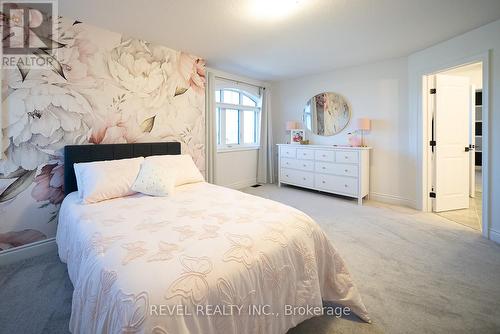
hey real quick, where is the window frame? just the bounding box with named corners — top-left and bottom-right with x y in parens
top-left (216, 88), bottom-right (261, 152)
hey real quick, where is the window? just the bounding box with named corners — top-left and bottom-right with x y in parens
top-left (216, 88), bottom-right (261, 150)
top-left (304, 101), bottom-right (312, 131)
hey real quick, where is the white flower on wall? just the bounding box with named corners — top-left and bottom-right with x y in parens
top-left (1, 83), bottom-right (92, 175)
top-left (107, 39), bottom-right (177, 111)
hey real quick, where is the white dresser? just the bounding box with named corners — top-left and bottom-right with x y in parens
top-left (277, 144), bottom-right (371, 205)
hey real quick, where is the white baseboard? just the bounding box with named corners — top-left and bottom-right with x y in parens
top-left (221, 178), bottom-right (258, 190)
top-left (369, 192), bottom-right (416, 208)
top-left (489, 229), bottom-right (500, 244)
top-left (0, 237), bottom-right (57, 266)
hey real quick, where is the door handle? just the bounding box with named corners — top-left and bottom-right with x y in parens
top-left (465, 147), bottom-right (470, 152)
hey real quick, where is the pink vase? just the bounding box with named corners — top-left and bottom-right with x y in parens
top-left (348, 135), bottom-right (361, 147)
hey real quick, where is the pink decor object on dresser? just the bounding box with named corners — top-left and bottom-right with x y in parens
top-left (348, 133), bottom-right (362, 147)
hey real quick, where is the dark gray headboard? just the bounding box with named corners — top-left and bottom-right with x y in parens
top-left (63, 142), bottom-right (181, 195)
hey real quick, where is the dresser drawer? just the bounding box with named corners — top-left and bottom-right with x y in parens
top-left (314, 150), bottom-right (335, 162)
top-left (315, 162), bottom-right (359, 177)
top-left (315, 174), bottom-right (358, 196)
top-left (281, 158), bottom-right (314, 172)
top-left (281, 168), bottom-right (314, 187)
top-left (335, 151), bottom-right (359, 164)
top-left (281, 147), bottom-right (296, 158)
top-left (281, 158), bottom-right (295, 169)
top-left (295, 159), bottom-right (314, 171)
top-left (296, 148), bottom-right (314, 160)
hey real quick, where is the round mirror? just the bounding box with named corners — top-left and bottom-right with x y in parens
top-left (303, 92), bottom-right (351, 136)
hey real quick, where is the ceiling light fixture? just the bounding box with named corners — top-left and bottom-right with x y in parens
top-left (249, 0), bottom-right (303, 21)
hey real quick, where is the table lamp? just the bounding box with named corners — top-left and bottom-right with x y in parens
top-left (357, 118), bottom-right (371, 147)
top-left (286, 121), bottom-right (299, 131)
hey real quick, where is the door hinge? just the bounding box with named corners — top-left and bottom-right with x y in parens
top-left (429, 192), bottom-right (436, 198)
top-left (430, 88), bottom-right (436, 94)
top-left (429, 140), bottom-right (436, 147)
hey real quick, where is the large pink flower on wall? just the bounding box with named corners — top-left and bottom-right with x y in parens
top-left (56, 23), bottom-right (99, 84)
top-left (178, 52), bottom-right (206, 95)
top-left (31, 163), bottom-right (64, 205)
top-left (89, 109), bottom-right (145, 145)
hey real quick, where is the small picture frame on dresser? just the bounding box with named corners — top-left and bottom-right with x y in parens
top-left (291, 129), bottom-right (305, 144)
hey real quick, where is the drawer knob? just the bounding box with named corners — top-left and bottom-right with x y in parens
top-left (322, 154), bottom-right (326, 157)
top-left (322, 167), bottom-right (326, 169)
top-left (303, 177), bottom-right (306, 180)
top-left (303, 164), bottom-right (306, 167)
top-left (322, 181), bottom-right (326, 184)
top-left (344, 156), bottom-right (348, 159)
top-left (303, 153), bottom-right (306, 156)
top-left (286, 174), bottom-right (289, 177)
top-left (344, 169), bottom-right (348, 172)
top-left (344, 184), bottom-right (348, 188)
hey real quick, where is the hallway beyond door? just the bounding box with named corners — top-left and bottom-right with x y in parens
top-left (436, 169), bottom-right (482, 230)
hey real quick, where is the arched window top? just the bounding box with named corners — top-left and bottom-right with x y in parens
top-left (215, 88), bottom-right (259, 108)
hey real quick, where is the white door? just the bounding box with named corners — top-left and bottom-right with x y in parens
top-left (433, 74), bottom-right (470, 212)
top-left (469, 86), bottom-right (476, 198)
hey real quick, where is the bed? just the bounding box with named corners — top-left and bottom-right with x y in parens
top-left (56, 142), bottom-right (370, 334)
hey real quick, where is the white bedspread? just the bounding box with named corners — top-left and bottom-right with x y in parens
top-left (57, 182), bottom-right (369, 333)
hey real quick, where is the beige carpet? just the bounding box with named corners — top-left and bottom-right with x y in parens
top-left (243, 184), bottom-right (500, 334)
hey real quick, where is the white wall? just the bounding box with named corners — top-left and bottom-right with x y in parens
top-left (441, 63), bottom-right (483, 89)
top-left (272, 57), bottom-right (415, 206)
top-left (215, 149), bottom-right (258, 189)
top-left (408, 19), bottom-right (500, 242)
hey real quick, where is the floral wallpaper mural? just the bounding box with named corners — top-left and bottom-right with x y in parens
top-left (0, 17), bottom-right (206, 251)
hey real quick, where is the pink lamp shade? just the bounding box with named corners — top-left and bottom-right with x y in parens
top-left (286, 120), bottom-right (300, 130)
top-left (356, 118), bottom-right (371, 131)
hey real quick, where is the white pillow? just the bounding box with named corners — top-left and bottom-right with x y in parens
top-left (74, 157), bottom-right (144, 204)
top-left (145, 154), bottom-right (204, 186)
top-left (74, 165), bottom-right (84, 200)
top-left (131, 158), bottom-right (176, 196)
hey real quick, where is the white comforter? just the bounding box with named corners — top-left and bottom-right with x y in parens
top-left (57, 182), bottom-right (369, 334)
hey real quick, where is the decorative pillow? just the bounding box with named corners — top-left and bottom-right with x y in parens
top-left (74, 157), bottom-right (144, 204)
top-left (145, 154), bottom-right (204, 186)
top-left (131, 159), bottom-right (176, 196)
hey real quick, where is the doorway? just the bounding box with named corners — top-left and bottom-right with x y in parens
top-left (424, 62), bottom-right (483, 231)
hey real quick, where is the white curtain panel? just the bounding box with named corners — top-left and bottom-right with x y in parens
top-left (257, 87), bottom-right (274, 184)
top-left (205, 72), bottom-right (217, 183)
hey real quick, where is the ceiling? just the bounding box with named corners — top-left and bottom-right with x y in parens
top-left (59, 0), bottom-right (500, 81)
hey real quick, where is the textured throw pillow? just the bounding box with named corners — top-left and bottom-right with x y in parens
top-left (131, 159), bottom-right (176, 196)
top-left (145, 154), bottom-right (204, 186)
top-left (74, 157), bottom-right (144, 204)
